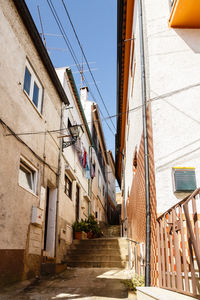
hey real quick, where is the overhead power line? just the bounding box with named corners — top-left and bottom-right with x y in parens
top-left (46, 0), bottom-right (115, 137)
top-left (5, 81), bottom-right (200, 137)
top-left (61, 0), bottom-right (116, 132)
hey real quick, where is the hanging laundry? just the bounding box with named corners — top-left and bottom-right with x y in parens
top-left (85, 155), bottom-right (90, 179)
top-left (82, 149), bottom-right (87, 168)
top-left (90, 160), bottom-right (95, 179)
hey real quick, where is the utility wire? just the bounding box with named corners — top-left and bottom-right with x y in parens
top-left (47, 0), bottom-right (115, 137)
top-left (47, 0), bottom-right (82, 75)
top-left (61, 0), bottom-right (116, 132)
top-left (5, 81), bottom-right (200, 137)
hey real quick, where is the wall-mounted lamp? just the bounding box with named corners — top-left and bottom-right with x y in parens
top-left (58, 124), bottom-right (83, 149)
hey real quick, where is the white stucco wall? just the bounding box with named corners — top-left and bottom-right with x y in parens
top-left (56, 68), bottom-right (92, 222)
top-left (144, 0), bottom-right (200, 212)
top-left (0, 0), bottom-right (62, 260)
top-left (124, 0), bottom-right (200, 215)
top-left (124, 1), bottom-right (143, 205)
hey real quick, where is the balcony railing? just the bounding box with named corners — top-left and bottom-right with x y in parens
top-left (157, 188), bottom-right (200, 297)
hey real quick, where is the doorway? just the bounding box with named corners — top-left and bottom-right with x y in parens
top-left (76, 185), bottom-right (80, 220)
top-left (44, 187), bottom-right (57, 258)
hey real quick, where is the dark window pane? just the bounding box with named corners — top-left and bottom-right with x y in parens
top-left (65, 175), bottom-right (72, 199)
top-left (23, 67), bottom-right (31, 95)
top-left (33, 82), bottom-right (39, 107)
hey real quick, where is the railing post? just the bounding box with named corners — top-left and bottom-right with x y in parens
top-left (172, 209), bottom-right (183, 291)
top-left (157, 220), bottom-right (162, 287)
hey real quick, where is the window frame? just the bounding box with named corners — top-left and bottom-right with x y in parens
top-left (64, 174), bottom-right (72, 200)
top-left (23, 60), bottom-right (43, 114)
top-left (18, 157), bottom-right (38, 194)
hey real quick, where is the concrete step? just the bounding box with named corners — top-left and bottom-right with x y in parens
top-left (65, 237), bottom-right (129, 269)
top-left (66, 249), bottom-right (121, 256)
top-left (73, 238), bottom-right (124, 244)
top-left (70, 244), bottom-right (127, 251)
top-left (101, 225), bottom-right (121, 238)
top-left (136, 287), bottom-right (197, 300)
top-left (66, 261), bottom-right (128, 268)
top-left (65, 254), bottom-right (123, 262)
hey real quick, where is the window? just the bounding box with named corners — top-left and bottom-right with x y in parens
top-left (19, 158), bottom-right (38, 194)
top-left (65, 175), bottom-right (72, 199)
top-left (23, 60), bottom-right (43, 113)
top-left (98, 170), bottom-right (101, 191)
top-left (173, 168), bottom-right (197, 192)
top-left (102, 185), bottom-right (105, 197)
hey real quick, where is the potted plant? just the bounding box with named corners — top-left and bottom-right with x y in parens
top-left (85, 215), bottom-right (102, 239)
top-left (72, 220), bottom-right (88, 240)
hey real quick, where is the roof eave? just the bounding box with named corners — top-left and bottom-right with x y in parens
top-left (13, 0), bottom-right (69, 105)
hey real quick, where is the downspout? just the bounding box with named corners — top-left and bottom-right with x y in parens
top-left (55, 102), bottom-right (65, 260)
top-left (138, 0), bottom-right (151, 286)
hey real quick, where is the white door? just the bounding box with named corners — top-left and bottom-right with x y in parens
top-left (46, 188), bottom-right (57, 258)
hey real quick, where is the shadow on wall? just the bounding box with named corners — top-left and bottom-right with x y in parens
top-left (174, 29), bottom-right (200, 53)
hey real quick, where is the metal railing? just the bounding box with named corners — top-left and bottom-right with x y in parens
top-left (157, 188), bottom-right (200, 298)
top-left (127, 238), bottom-right (145, 276)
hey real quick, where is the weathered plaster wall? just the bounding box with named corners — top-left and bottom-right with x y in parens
top-left (0, 0), bottom-right (63, 283)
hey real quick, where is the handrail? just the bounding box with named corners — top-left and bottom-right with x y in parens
top-left (157, 194), bottom-right (189, 221)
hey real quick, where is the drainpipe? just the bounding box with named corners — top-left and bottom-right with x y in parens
top-left (138, 0), bottom-right (151, 286)
top-left (55, 102), bottom-right (65, 260)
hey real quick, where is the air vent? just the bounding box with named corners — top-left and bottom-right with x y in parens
top-left (173, 168), bottom-right (196, 192)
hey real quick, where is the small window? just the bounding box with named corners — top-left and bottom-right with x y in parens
top-left (65, 175), bottom-right (72, 199)
top-left (98, 170), bottom-right (101, 191)
top-left (173, 168), bottom-right (197, 192)
top-left (19, 158), bottom-right (37, 194)
top-left (23, 60), bottom-right (43, 113)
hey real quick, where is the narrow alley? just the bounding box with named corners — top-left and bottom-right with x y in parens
top-left (1, 0), bottom-right (200, 299)
top-left (0, 268), bottom-right (134, 300)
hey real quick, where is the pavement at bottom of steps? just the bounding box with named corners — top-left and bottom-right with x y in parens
top-left (0, 268), bottom-right (137, 300)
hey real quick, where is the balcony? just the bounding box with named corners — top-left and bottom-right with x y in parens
top-left (169, 0), bottom-right (200, 28)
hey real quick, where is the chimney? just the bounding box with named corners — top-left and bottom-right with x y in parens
top-left (80, 86), bottom-right (89, 104)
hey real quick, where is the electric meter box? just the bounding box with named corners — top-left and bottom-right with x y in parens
top-left (31, 206), bottom-right (43, 226)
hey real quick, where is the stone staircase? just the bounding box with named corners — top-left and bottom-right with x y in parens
top-left (65, 237), bottom-right (129, 268)
top-left (100, 224), bottom-right (121, 237)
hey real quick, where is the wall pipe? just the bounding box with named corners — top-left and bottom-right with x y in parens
top-left (138, 0), bottom-right (151, 286)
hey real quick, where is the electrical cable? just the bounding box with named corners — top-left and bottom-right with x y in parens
top-left (0, 118), bottom-right (58, 174)
top-left (6, 80), bottom-right (200, 137)
top-left (47, 0), bottom-right (115, 137)
top-left (61, 0), bottom-right (116, 131)
top-left (47, 0), bottom-right (82, 75)
top-left (5, 78), bottom-right (200, 139)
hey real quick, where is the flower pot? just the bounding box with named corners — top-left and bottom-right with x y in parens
top-left (87, 231), bottom-right (93, 239)
top-left (75, 231), bottom-right (87, 240)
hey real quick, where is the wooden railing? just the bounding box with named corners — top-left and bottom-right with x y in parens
top-left (157, 188), bottom-right (200, 298)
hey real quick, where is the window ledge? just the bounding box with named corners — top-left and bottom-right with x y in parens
top-left (23, 90), bottom-right (43, 119)
top-left (18, 183), bottom-right (39, 198)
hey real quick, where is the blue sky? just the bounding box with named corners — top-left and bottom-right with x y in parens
top-left (25, 0), bottom-right (117, 155)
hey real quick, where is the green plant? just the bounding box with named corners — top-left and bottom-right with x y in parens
top-left (86, 214), bottom-right (102, 238)
top-left (72, 219), bottom-right (88, 232)
top-left (72, 215), bottom-right (102, 238)
top-left (121, 274), bottom-right (144, 291)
